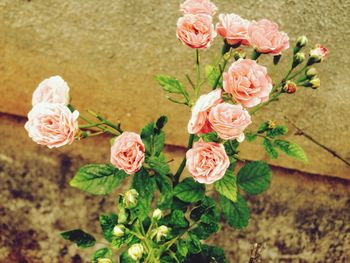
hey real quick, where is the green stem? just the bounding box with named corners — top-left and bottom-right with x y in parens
top-left (174, 134), bottom-right (195, 184)
top-left (288, 65), bottom-right (308, 80)
top-left (194, 49), bottom-right (201, 99)
top-left (78, 122), bottom-right (104, 129)
top-left (250, 91), bottom-right (282, 116)
top-left (87, 110), bottom-right (123, 134)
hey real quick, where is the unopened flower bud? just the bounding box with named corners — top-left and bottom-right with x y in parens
top-left (152, 209), bottom-right (162, 221)
top-left (123, 189), bottom-right (139, 209)
top-left (233, 49), bottom-right (246, 61)
top-left (98, 259), bottom-right (112, 263)
top-left (128, 243), bottom-right (144, 261)
top-left (308, 44), bottom-right (329, 65)
top-left (268, 120), bottom-right (276, 129)
top-left (309, 77), bottom-right (320, 89)
top-left (152, 225), bottom-right (170, 242)
top-left (283, 81), bottom-right (297, 94)
top-left (292, 52), bottom-right (305, 68)
top-left (113, 224), bottom-right (125, 237)
top-left (305, 68), bottom-right (317, 78)
top-left (296, 36), bottom-right (308, 48)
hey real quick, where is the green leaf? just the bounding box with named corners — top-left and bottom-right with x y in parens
top-left (61, 229), bottom-right (96, 248)
top-left (99, 214), bottom-right (118, 242)
top-left (111, 233), bottom-right (139, 250)
top-left (130, 169), bottom-right (156, 220)
top-left (169, 210), bottom-right (189, 228)
top-left (220, 194), bottom-right (250, 229)
top-left (177, 239), bottom-right (188, 257)
top-left (92, 248), bottom-right (112, 263)
top-left (257, 122), bottom-right (269, 133)
top-left (201, 131), bottom-right (221, 143)
top-left (274, 140), bottom-right (308, 163)
top-left (190, 221), bottom-right (220, 240)
top-left (69, 164), bottom-right (128, 195)
top-left (201, 245), bottom-right (228, 263)
top-left (214, 170), bottom-right (237, 202)
top-left (266, 125), bottom-right (288, 138)
top-left (156, 75), bottom-right (188, 96)
top-left (224, 140), bottom-right (239, 156)
top-left (186, 233), bottom-right (201, 254)
top-left (245, 132), bottom-right (257, 142)
top-left (141, 122), bottom-right (165, 156)
top-left (156, 116), bottom-right (168, 131)
top-left (205, 64), bottom-right (221, 87)
top-left (190, 196), bottom-right (219, 223)
top-left (237, 160), bottom-right (272, 195)
top-left (146, 153), bottom-right (170, 177)
top-left (262, 138), bottom-right (279, 159)
top-left (120, 250), bottom-right (136, 263)
top-left (173, 178), bottom-right (205, 203)
top-left (156, 174), bottom-right (173, 209)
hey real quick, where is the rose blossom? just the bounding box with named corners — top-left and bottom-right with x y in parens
top-left (177, 14), bottom-right (216, 49)
top-left (32, 75), bottom-right (70, 106)
top-left (223, 59), bottom-right (272, 108)
top-left (186, 140), bottom-right (230, 184)
top-left (248, 19), bottom-right (289, 55)
top-left (24, 102), bottom-right (79, 148)
top-left (180, 0), bottom-right (217, 16)
top-left (309, 44), bottom-right (329, 62)
top-left (188, 89), bottom-right (223, 134)
top-left (110, 132), bottom-right (145, 174)
top-left (208, 103), bottom-right (251, 141)
top-left (216, 14), bottom-right (250, 46)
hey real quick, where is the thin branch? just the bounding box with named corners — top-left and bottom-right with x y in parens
top-left (249, 243), bottom-right (263, 263)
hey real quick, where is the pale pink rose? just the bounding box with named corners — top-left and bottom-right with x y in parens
top-left (223, 59), bottom-right (272, 108)
top-left (180, 0), bottom-right (218, 16)
top-left (188, 89), bottom-right (223, 134)
top-left (248, 19), bottom-right (289, 55)
top-left (32, 75), bottom-right (70, 106)
top-left (208, 103), bottom-right (251, 141)
top-left (216, 14), bottom-right (250, 46)
top-left (177, 14), bottom-right (217, 49)
top-left (24, 102), bottom-right (79, 148)
top-left (110, 132), bottom-right (145, 175)
top-left (309, 44), bottom-right (329, 62)
top-left (186, 140), bottom-right (230, 184)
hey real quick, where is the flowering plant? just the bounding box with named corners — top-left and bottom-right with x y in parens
top-left (25, 0), bottom-right (328, 262)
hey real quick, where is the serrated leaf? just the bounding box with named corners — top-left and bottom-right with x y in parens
top-left (61, 229), bottom-right (96, 248)
top-left (190, 221), bottom-right (220, 240)
top-left (190, 196), bottom-right (219, 223)
top-left (245, 132), bottom-right (257, 142)
top-left (262, 138), bottom-right (279, 159)
top-left (201, 245), bottom-right (228, 263)
top-left (205, 64), bottom-right (221, 88)
top-left (173, 178), bottom-right (205, 203)
top-left (274, 140), bottom-right (308, 163)
top-left (214, 170), bottom-right (237, 202)
top-left (99, 214), bottom-right (118, 242)
top-left (186, 233), bottom-right (201, 254)
top-left (266, 125), bottom-right (288, 138)
top-left (156, 75), bottom-right (188, 96)
top-left (237, 161), bottom-right (272, 195)
top-left (130, 169), bottom-right (156, 220)
top-left (257, 122), bottom-right (269, 133)
top-left (156, 174), bottom-right (173, 209)
top-left (141, 122), bottom-right (165, 156)
top-left (177, 239), bottom-right (188, 257)
top-left (169, 210), bottom-right (189, 228)
top-left (146, 153), bottom-right (170, 177)
top-left (92, 248), bottom-right (112, 263)
top-left (220, 194), bottom-right (250, 229)
top-left (69, 164), bottom-right (128, 195)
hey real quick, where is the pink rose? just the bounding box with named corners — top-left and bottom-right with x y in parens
top-left (24, 103), bottom-right (79, 148)
top-left (32, 75), bottom-right (70, 106)
top-left (110, 132), bottom-right (145, 175)
top-left (186, 140), bottom-right (230, 184)
top-left (177, 14), bottom-right (216, 49)
top-left (223, 59), bottom-right (272, 108)
top-left (248, 19), bottom-right (289, 55)
top-left (180, 0), bottom-right (217, 16)
top-left (309, 44), bottom-right (329, 62)
top-left (188, 89), bottom-right (223, 134)
top-left (216, 14), bottom-right (250, 46)
top-left (208, 103), bottom-right (251, 141)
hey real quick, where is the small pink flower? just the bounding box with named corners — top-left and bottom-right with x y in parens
top-left (24, 103), bottom-right (79, 148)
top-left (180, 0), bottom-right (218, 16)
top-left (223, 59), bottom-right (272, 108)
top-left (110, 132), bottom-right (145, 175)
top-left (177, 14), bottom-right (216, 49)
top-left (188, 89), bottom-right (223, 134)
top-left (310, 44), bottom-right (329, 62)
top-left (248, 19), bottom-right (289, 55)
top-left (32, 76), bottom-right (70, 106)
top-left (216, 14), bottom-right (250, 46)
top-left (209, 103), bottom-right (251, 141)
top-left (186, 140), bottom-right (230, 184)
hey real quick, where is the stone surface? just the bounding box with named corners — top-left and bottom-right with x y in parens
top-left (1, 114), bottom-right (350, 262)
top-left (1, 0), bottom-right (350, 178)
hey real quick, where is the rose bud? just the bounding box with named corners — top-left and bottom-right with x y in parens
top-left (98, 259), bottom-right (112, 263)
top-left (32, 75), bottom-right (70, 106)
top-left (294, 35), bottom-right (308, 53)
top-left (113, 224), bottom-right (125, 237)
top-left (233, 49), bottom-right (246, 61)
top-left (308, 44), bottom-right (329, 65)
top-left (305, 67), bottom-right (317, 78)
top-left (283, 81), bottom-right (297, 94)
top-left (152, 225), bottom-right (170, 242)
top-left (292, 52), bottom-right (305, 68)
top-left (123, 189), bottom-right (139, 209)
top-left (309, 77), bottom-right (320, 89)
top-left (152, 209), bottom-right (163, 221)
top-left (128, 243), bottom-right (144, 261)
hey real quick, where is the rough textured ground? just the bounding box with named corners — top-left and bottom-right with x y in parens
top-left (1, 114), bottom-right (350, 263)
